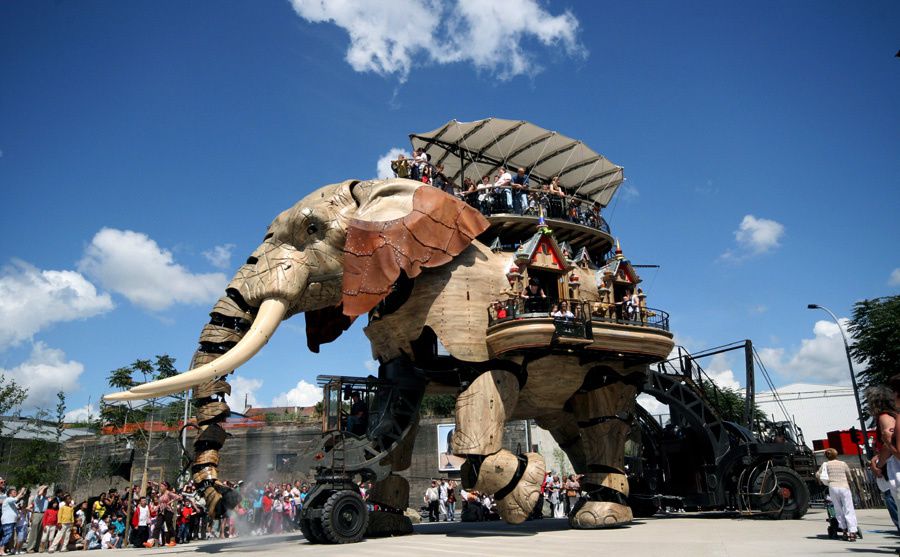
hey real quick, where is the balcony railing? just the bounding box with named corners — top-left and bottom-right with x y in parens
top-left (459, 186), bottom-right (610, 234)
top-left (488, 298), bottom-right (670, 332)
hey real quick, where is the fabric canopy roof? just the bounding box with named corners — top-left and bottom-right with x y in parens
top-left (409, 118), bottom-right (624, 207)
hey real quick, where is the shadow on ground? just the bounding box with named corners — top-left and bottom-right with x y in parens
top-left (195, 534), bottom-right (304, 553)
top-left (413, 518), bottom-right (642, 537)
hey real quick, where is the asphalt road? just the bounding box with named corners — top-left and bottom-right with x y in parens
top-left (118, 508), bottom-right (897, 556)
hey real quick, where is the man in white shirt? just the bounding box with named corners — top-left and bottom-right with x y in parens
top-left (424, 481), bottom-right (440, 522)
top-left (438, 480), bottom-right (449, 521)
top-left (494, 167), bottom-right (514, 213)
top-left (414, 149), bottom-right (429, 181)
top-left (494, 167), bottom-right (512, 189)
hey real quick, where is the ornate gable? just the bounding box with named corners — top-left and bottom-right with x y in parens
top-left (515, 232), bottom-right (571, 272)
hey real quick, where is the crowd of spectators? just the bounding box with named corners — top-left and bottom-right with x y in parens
top-left (0, 478), bottom-right (376, 553)
top-left (426, 472), bottom-right (584, 522)
top-left (1, 483), bottom-right (131, 554)
top-left (390, 154), bottom-right (609, 232)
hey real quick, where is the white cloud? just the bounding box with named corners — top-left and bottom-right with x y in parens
top-left (272, 379), bottom-right (322, 407)
top-left (363, 359), bottom-right (378, 372)
top-left (889, 268), bottom-right (900, 287)
top-left (226, 375), bottom-right (263, 413)
top-left (759, 318), bottom-right (855, 384)
top-left (720, 215), bottom-right (785, 261)
top-left (735, 215), bottom-right (784, 254)
top-left (636, 393), bottom-right (667, 418)
top-left (706, 369), bottom-right (742, 391)
top-left (0, 260), bottom-right (114, 349)
top-left (749, 304), bottom-right (768, 315)
top-left (376, 148), bottom-right (410, 179)
top-left (78, 228), bottom-right (226, 311)
top-left (203, 244), bottom-right (236, 270)
top-left (290, 0), bottom-right (585, 82)
top-left (704, 353), bottom-right (742, 390)
top-left (1, 342), bottom-right (85, 409)
top-left (65, 403), bottom-right (97, 423)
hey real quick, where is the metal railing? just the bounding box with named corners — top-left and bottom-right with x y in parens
top-left (590, 303), bottom-right (670, 331)
top-left (460, 186), bottom-right (610, 233)
top-left (389, 158), bottom-right (610, 234)
top-left (487, 298), bottom-right (670, 332)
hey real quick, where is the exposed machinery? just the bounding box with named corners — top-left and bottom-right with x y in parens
top-left (627, 340), bottom-right (818, 519)
top-left (298, 367), bottom-right (426, 544)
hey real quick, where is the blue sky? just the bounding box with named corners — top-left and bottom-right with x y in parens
top-left (1, 1), bottom-right (898, 421)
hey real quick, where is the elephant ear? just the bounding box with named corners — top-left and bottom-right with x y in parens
top-left (341, 179), bottom-right (489, 317)
top-left (305, 304), bottom-right (355, 353)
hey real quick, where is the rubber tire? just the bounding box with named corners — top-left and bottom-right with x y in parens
top-left (751, 466), bottom-right (809, 519)
top-left (321, 490), bottom-right (369, 544)
top-left (299, 518), bottom-right (326, 544)
top-left (365, 511), bottom-right (414, 538)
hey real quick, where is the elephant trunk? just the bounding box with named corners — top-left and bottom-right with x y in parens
top-left (186, 290), bottom-right (257, 518)
top-left (103, 297), bottom-right (287, 401)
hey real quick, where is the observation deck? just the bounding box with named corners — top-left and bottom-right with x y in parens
top-left (463, 186), bottom-right (614, 258)
top-left (484, 299), bottom-right (674, 363)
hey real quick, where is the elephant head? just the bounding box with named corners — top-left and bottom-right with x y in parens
top-left (104, 178), bottom-right (488, 401)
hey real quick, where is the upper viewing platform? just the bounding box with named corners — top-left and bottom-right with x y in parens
top-left (409, 118), bottom-right (625, 206)
top-left (462, 185), bottom-right (613, 257)
top-left (394, 118), bottom-right (625, 257)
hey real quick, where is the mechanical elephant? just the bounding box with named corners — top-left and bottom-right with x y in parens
top-left (105, 177), bottom-right (644, 531)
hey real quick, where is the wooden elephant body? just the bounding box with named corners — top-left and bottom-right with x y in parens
top-left (105, 178), bottom-right (664, 533)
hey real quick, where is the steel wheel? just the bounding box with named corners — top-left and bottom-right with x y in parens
top-left (752, 465), bottom-right (809, 519)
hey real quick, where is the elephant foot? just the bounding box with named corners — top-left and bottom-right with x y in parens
top-left (202, 483), bottom-right (240, 519)
top-left (569, 501), bottom-right (633, 529)
top-left (365, 511), bottom-right (414, 538)
top-left (473, 450), bottom-right (545, 525)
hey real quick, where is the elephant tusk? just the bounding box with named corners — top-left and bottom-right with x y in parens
top-left (103, 298), bottom-right (288, 402)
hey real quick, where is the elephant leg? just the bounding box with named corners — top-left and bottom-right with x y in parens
top-left (568, 364), bottom-right (645, 529)
top-left (452, 370), bottom-right (545, 525)
top-left (366, 413), bottom-right (419, 537)
top-left (366, 475), bottom-right (414, 537)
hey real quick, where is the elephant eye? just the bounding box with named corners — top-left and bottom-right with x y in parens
top-left (307, 224), bottom-right (318, 236)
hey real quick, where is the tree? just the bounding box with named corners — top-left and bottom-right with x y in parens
top-left (99, 354), bottom-right (187, 494)
top-left (700, 382), bottom-right (766, 425)
top-left (8, 392), bottom-right (67, 487)
top-left (0, 375), bottom-right (27, 429)
top-left (420, 394), bottom-right (456, 417)
top-left (100, 355), bottom-right (184, 429)
top-left (848, 295), bottom-right (900, 389)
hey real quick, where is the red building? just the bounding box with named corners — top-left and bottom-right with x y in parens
top-left (813, 429), bottom-right (876, 455)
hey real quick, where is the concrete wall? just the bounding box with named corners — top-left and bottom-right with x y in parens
top-left (56, 417), bottom-right (542, 509)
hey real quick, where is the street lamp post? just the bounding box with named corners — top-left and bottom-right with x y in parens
top-left (807, 304), bottom-right (872, 465)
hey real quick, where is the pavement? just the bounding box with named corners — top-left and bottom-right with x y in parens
top-left (118, 508), bottom-right (897, 556)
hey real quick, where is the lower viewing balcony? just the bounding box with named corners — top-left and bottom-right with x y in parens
top-left (485, 298), bottom-right (674, 361)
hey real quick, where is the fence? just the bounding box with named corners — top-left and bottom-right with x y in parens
top-left (488, 297), bottom-right (669, 332)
